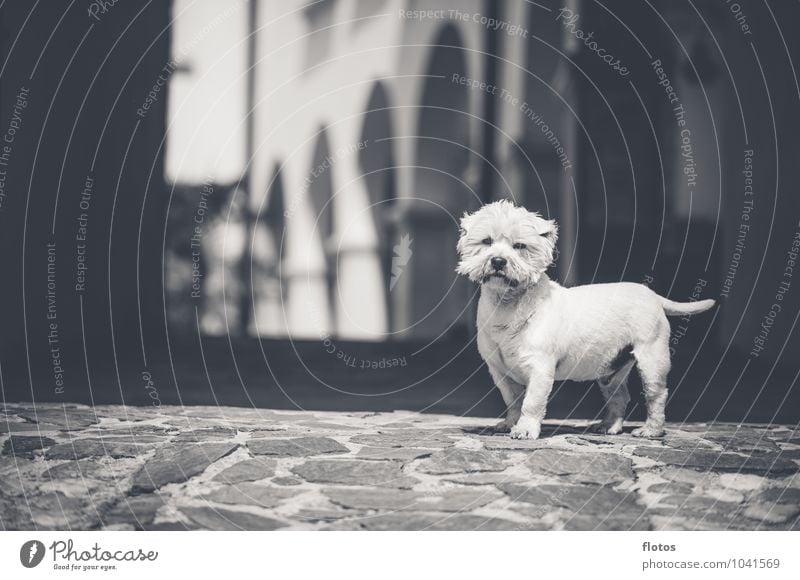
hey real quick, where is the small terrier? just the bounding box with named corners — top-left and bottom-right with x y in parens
top-left (456, 200), bottom-right (715, 439)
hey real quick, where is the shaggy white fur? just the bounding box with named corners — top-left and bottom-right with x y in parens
top-left (456, 200), bottom-right (715, 439)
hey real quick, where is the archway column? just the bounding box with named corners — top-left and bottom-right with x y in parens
top-left (281, 153), bottom-right (332, 339)
top-left (386, 75), bottom-right (424, 337)
top-left (329, 122), bottom-right (388, 339)
top-left (496, 0), bottom-right (529, 203)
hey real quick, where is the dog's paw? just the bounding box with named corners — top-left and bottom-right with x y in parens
top-left (589, 422), bottom-right (621, 435)
top-left (491, 419), bottom-right (512, 433)
top-left (589, 420), bottom-right (624, 435)
top-left (631, 424), bottom-right (665, 438)
top-left (509, 418), bottom-right (540, 440)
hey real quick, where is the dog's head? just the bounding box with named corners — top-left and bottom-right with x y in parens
top-left (456, 200), bottom-right (558, 292)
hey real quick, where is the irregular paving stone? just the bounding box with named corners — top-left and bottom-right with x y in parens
top-left (632, 447), bottom-right (800, 476)
top-left (0, 422), bottom-right (52, 434)
top-left (45, 439), bottom-right (141, 460)
top-left (292, 460), bottom-right (417, 488)
top-left (657, 467), bottom-right (717, 487)
top-left (180, 506), bottom-right (285, 530)
top-left (647, 482), bottom-right (694, 495)
top-left (145, 521), bottom-right (196, 531)
top-left (499, 483), bottom-right (645, 517)
top-left (28, 492), bottom-right (99, 529)
top-left (0, 470), bottom-right (27, 495)
top-left (527, 449), bottom-right (634, 484)
top-left (102, 495), bottom-right (167, 529)
top-left (374, 422), bottom-right (417, 429)
top-left (417, 448), bottom-right (507, 474)
top-left (2, 435), bottom-right (56, 457)
top-left (778, 448), bottom-right (800, 460)
top-left (0, 495), bottom-right (35, 529)
top-left (662, 434), bottom-right (720, 450)
top-left (443, 471), bottom-right (528, 486)
top-left (173, 427), bottom-right (238, 442)
top-left (717, 473), bottom-right (766, 492)
top-left (349, 430), bottom-right (455, 449)
top-left (676, 423), bottom-right (740, 433)
top-left (247, 430), bottom-right (313, 440)
top-left (479, 436), bottom-right (549, 450)
top-left (299, 421), bottom-right (363, 431)
top-left (90, 424), bottom-right (173, 435)
top-left (18, 408), bottom-right (100, 429)
top-left (568, 433), bottom-right (631, 447)
top-left (565, 435), bottom-right (616, 448)
top-left (0, 456), bottom-right (19, 470)
top-left (247, 437), bottom-right (348, 457)
top-left (89, 434), bottom-right (167, 444)
top-left (497, 484), bottom-right (553, 506)
top-left (507, 502), bottom-right (560, 521)
top-left (295, 509), bottom-right (359, 523)
top-left (130, 442), bottom-right (239, 494)
top-left (325, 487), bottom-right (504, 512)
top-left (212, 459), bottom-right (276, 483)
top-left (4, 403), bottom-right (799, 531)
top-left (356, 447), bottom-right (433, 461)
top-left (330, 512), bottom-right (526, 531)
top-left (754, 486), bottom-right (800, 504)
top-left (742, 503), bottom-right (800, 525)
top-left (649, 508), bottom-right (753, 531)
top-left (200, 483), bottom-right (300, 508)
top-left (702, 430), bottom-right (780, 454)
top-left (42, 459), bottom-right (109, 480)
top-left (561, 515), bottom-right (651, 531)
top-left (657, 494), bottom-right (741, 511)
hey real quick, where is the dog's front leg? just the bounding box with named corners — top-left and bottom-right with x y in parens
top-left (510, 361), bottom-right (555, 440)
top-left (487, 366), bottom-right (524, 432)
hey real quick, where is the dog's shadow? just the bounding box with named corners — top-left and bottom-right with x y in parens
top-left (463, 423), bottom-right (591, 438)
top-left (461, 423), bottom-right (634, 439)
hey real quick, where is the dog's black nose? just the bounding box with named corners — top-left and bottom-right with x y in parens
top-left (491, 257), bottom-right (507, 270)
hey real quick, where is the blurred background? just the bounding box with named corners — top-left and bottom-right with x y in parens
top-left (1, 0), bottom-right (799, 423)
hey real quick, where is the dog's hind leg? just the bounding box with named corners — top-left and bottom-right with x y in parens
top-left (592, 358), bottom-right (634, 435)
top-left (631, 326), bottom-right (671, 438)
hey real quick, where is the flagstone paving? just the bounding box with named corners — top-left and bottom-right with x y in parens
top-left (0, 403), bottom-right (798, 531)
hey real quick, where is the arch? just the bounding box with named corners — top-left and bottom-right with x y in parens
top-left (415, 24), bottom-right (471, 211)
top-left (263, 162), bottom-right (287, 267)
top-left (250, 163), bottom-right (288, 336)
top-left (359, 81), bottom-right (396, 331)
top-left (405, 24), bottom-right (473, 337)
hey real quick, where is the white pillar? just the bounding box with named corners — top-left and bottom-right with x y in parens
top-left (329, 123), bottom-right (388, 339)
top-left (282, 156), bottom-right (332, 339)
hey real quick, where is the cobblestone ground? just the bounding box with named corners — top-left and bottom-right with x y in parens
top-left (1, 403), bottom-right (799, 531)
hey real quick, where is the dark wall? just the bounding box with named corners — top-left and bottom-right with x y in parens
top-left (570, 0), bottom-right (800, 419)
top-left (0, 2), bottom-right (171, 400)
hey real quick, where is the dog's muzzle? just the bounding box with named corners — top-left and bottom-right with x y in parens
top-left (490, 257), bottom-right (507, 271)
top-left (482, 269), bottom-right (519, 287)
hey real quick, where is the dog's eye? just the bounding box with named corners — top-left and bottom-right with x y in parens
top-left (481, 237), bottom-right (493, 245)
top-left (512, 242), bottom-right (527, 250)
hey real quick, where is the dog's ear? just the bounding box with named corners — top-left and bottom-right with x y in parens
top-left (541, 219), bottom-right (559, 247)
top-left (456, 210), bottom-right (474, 254)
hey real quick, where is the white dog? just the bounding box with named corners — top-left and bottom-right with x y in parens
top-left (456, 200), bottom-right (715, 440)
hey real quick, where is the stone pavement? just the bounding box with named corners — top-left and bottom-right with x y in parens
top-left (1, 403), bottom-right (799, 531)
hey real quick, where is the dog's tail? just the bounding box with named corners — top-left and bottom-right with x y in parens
top-left (659, 296), bottom-right (716, 317)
